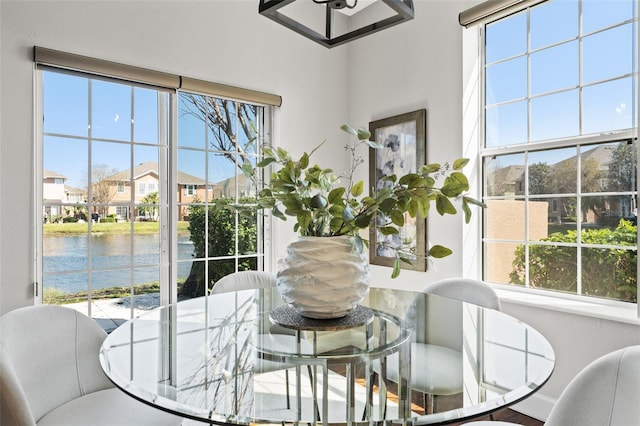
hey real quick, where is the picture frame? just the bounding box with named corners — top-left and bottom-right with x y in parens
top-left (368, 109), bottom-right (427, 271)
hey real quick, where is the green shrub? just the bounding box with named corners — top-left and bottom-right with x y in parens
top-left (510, 219), bottom-right (637, 302)
top-left (180, 198), bottom-right (258, 298)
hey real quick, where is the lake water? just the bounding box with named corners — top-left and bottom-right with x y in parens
top-left (43, 233), bottom-right (195, 293)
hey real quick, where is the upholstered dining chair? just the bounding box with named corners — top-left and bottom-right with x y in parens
top-left (211, 270), bottom-right (315, 413)
top-left (382, 278), bottom-right (501, 415)
top-left (0, 304), bottom-right (182, 426)
top-left (463, 345), bottom-right (640, 426)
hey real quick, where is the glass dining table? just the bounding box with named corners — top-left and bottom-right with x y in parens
top-left (99, 287), bottom-right (555, 425)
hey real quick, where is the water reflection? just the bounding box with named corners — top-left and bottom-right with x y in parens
top-left (43, 233), bottom-right (194, 293)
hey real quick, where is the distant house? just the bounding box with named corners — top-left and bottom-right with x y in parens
top-left (107, 161), bottom-right (210, 220)
top-left (487, 145), bottom-right (635, 225)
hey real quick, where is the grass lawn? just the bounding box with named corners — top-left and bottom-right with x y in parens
top-left (44, 221), bottom-right (191, 235)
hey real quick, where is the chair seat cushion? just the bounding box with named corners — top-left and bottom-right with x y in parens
top-left (386, 342), bottom-right (463, 395)
top-left (37, 388), bottom-right (182, 426)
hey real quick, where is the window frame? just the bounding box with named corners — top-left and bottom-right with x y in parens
top-left (35, 64), bottom-right (274, 320)
top-left (478, 0), bottom-right (639, 313)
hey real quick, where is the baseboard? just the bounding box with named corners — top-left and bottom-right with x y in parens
top-left (510, 392), bottom-right (556, 422)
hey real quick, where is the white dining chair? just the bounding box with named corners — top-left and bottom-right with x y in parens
top-left (0, 304), bottom-right (183, 426)
top-left (463, 345), bottom-right (640, 426)
top-left (211, 270), bottom-right (315, 413)
top-left (382, 278), bottom-right (501, 415)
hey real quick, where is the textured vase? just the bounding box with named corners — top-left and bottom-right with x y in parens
top-left (276, 236), bottom-right (371, 319)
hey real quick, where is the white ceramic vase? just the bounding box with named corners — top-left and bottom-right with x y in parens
top-left (276, 235), bottom-right (371, 319)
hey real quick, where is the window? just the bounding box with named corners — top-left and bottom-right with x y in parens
top-left (482, 0), bottom-right (638, 304)
top-left (183, 185), bottom-right (196, 196)
top-left (38, 67), bottom-right (270, 324)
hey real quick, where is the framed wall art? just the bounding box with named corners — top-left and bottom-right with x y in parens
top-left (368, 109), bottom-right (427, 271)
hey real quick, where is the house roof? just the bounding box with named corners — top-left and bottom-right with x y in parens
top-left (64, 185), bottom-right (86, 195)
top-left (43, 169), bottom-right (66, 179)
top-left (108, 161), bottom-right (207, 185)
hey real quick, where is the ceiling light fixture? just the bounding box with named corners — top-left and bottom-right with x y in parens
top-left (259, 0), bottom-right (415, 49)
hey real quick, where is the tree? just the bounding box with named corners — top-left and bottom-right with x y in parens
top-left (528, 162), bottom-right (551, 195)
top-left (607, 141), bottom-right (636, 192)
top-left (90, 164), bottom-right (119, 217)
top-left (179, 93), bottom-right (259, 170)
top-left (139, 192), bottom-right (159, 220)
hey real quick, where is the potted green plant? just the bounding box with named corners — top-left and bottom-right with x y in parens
top-left (242, 124), bottom-right (483, 318)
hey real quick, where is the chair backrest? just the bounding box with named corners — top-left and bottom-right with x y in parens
top-left (211, 270), bottom-right (276, 294)
top-left (0, 305), bottom-right (114, 423)
top-left (546, 345), bottom-right (640, 426)
top-left (422, 278), bottom-right (502, 311)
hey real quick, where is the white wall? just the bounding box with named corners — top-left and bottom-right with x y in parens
top-left (1, 0), bottom-right (639, 421)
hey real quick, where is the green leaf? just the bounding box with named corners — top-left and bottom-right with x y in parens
top-left (380, 226), bottom-right (399, 235)
top-left (421, 163), bottom-right (441, 174)
top-left (299, 152), bottom-right (309, 169)
top-left (391, 258), bottom-right (401, 278)
top-left (340, 124), bottom-right (358, 136)
top-left (463, 195), bottom-right (487, 208)
top-left (257, 157), bottom-right (276, 168)
top-left (357, 128), bottom-right (371, 140)
top-left (381, 174), bottom-right (397, 183)
top-left (328, 187), bottom-right (346, 203)
top-left (366, 140), bottom-right (383, 149)
top-left (271, 206), bottom-right (286, 221)
top-left (354, 213), bottom-right (372, 229)
top-left (429, 245), bottom-right (453, 258)
top-left (452, 158), bottom-right (469, 170)
top-left (297, 211), bottom-right (312, 231)
top-left (241, 163), bottom-right (254, 178)
top-left (389, 210), bottom-right (405, 227)
top-left (350, 180), bottom-right (364, 197)
top-left (462, 199), bottom-right (472, 224)
top-left (436, 194), bottom-right (457, 215)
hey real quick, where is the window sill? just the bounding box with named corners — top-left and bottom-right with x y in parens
top-left (492, 285), bottom-right (640, 326)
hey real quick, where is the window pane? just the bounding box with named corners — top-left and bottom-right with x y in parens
top-left (486, 57), bottom-right (527, 105)
top-left (582, 248), bottom-right (636, 302)
top-left (240, 105), bottom-right (259, 155)
top-left (92, 80), bottom-right (132, 141)
top-left (540, 197), bottom-right (578, 240)
top-left (583, 24), bottom-right (634, 84)
top-left (582, 195), bottom-right (636, 231)
top-left (485, 242), bottom-right (523, 285)
top-left (134, 87), bottom-right (159, 143)
top-left (530, 0), bottom-right (578, 50)
top-left (531, 41), bottom-right (578, 95)
top-left (529, 147), bottom-right (577, 194)
top-left (583, 0), bottom-right (635, 34)
top-left (485, 154), bottom-right (525, 197)
top-left (531, 90), bottom-right (579, 141)
top-left (43, 72), bottom-right (88, 137)
top-left (485, 11), bottom-right (527, 63)
top-left (485, 101), bottom-right (528, 147)
top-left (486, 200), bottom-right (526, 240)
top-left (43, 136), bottom-right (88, 192)
top-left (178, 93), bottom-right (206, 149)
top-left (526, 244), bottom-right (578, 293)
top-left (602, 141), bottom-right (637, 192)
top-left (583, 77), bottom-right (635, 134)
top-left (208, 99), bottom-right (238, 152)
